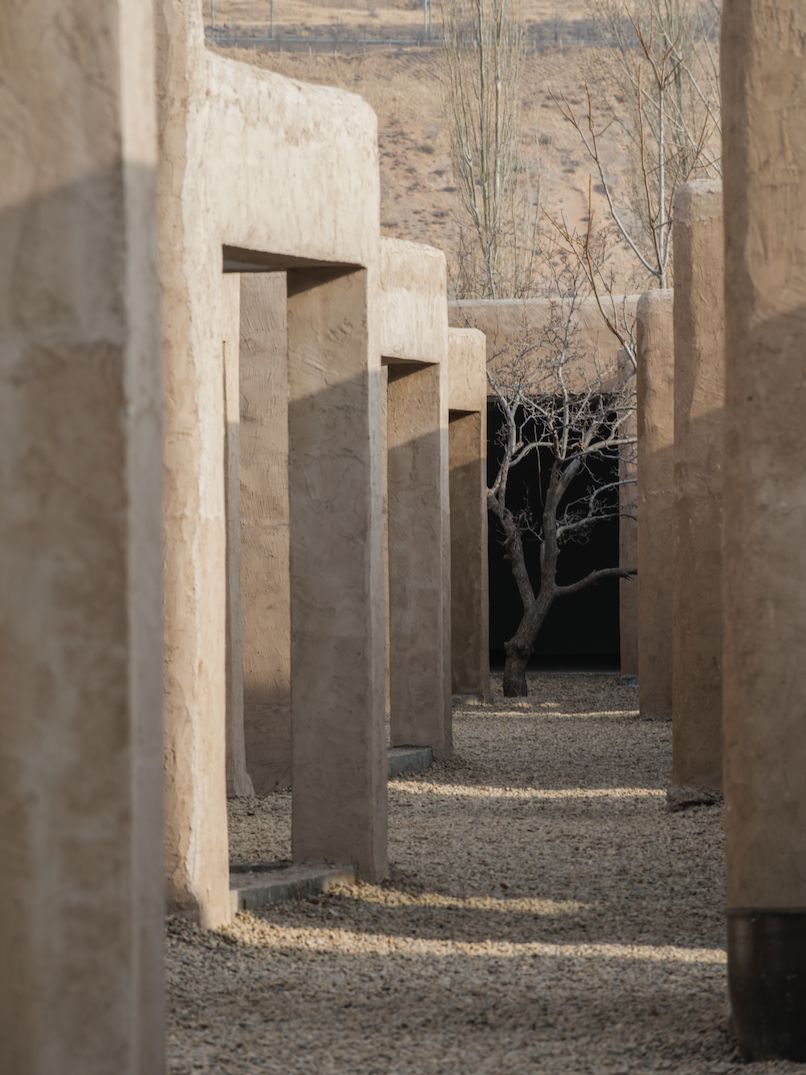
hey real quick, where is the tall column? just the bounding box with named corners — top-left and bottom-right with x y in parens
top-left (449, 411), bottom-right (490, 695)
top-left (618, 348), bottom-right (639, 679)
top-left (387, 361), bottom-right (452, 757)
top-left (158, 13), bottom-right (232, 927)
top-left (671, 180), bottom-right (724, 802)
top-left (239, 274), bottom-right (292, 794)
top-left (223, 274), bottom-right (254, 799)
top-left (287, 268), bottom-right (387, 880)
top-left (0, 1), bottom-right (164, 1072)
top-left (636, 290), bottom-right (674, 721)
top-left (722, 0), bottom-right (806, 1059)
top-left (446, 327), bottom-right (490, 699)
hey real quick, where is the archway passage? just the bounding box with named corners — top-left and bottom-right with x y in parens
top-left (486, 400), bottom-right (621, 671)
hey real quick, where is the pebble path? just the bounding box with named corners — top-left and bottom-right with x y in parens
top-left (167, 674), bottom-right (801, 1074)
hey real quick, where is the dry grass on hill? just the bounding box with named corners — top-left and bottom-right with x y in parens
top-left (212, 39), bottom-right (635, 292)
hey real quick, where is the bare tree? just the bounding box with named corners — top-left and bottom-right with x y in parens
top-left (483, 267), bottom-right (637, 695)
top-left (550, 0), bottom-right (720, 307)
top-left (442, 0), bottom-right (540, 299)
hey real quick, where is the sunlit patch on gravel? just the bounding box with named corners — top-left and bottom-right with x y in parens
top-left (392, 780), bottom-right (665, 800)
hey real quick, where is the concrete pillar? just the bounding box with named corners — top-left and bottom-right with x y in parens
top-left (618, 348), bottom-right (639, 679)
top-left (161, 269), bottom-right (232, 929)
top-left (447, 328), bottom-right (490, 698)
top-left (223, 275), bottom-right (255, 799)
top-left (636, 290), bottom-right (674, 721)
top-left (722, 0), bottom-right (806, 1059)
top-left (287, 268), bottom-right (387, 880)
top-left (387, 360), bottom-right (452, 756)
top-left (239, 274), bottom-right (292, 794)
top-left (671, 180), bottom-right (724, 802)
top-left (0, 1), bottom-right (164, 1071)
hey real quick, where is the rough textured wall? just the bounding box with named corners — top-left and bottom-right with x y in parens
top-left (381, 238), bottom-right (449, 363)
top-left (448, 328), bottom-right (490, 698)
top-left (722, 2), bottom-right (806, 1060)
top-left (636, 291), bottom-right (674, 721)
top-left (672, 180), bottom-right (725, 796)
top-left (0, 1), bottom-right (164, 1071)
top-left (239, 273), bottom-right (292, 795)
top-left (449, 296), bottom-right (639, 392)
top-left (288, 268), bottom-right (388, 880)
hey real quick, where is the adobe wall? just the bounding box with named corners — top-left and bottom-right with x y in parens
top-left (447, 328), bottom-right (491, 698)
top-left (449, 295), bottom-right (639, 392)
top-left (159, 1), bottom-right (387, 923)
top-left (636, 291), bottom-right (674, 722)
top-left (671, 180), bottom-right (725, 798)
top-left (722, 0), bottom-right (806, 1059)
top-left (381, 238), bottom-right (452, 756)
top-left (0, 1), bottom-right (164, 1070)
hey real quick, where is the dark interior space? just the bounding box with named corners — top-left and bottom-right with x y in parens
top-left (487, 400), bottom-right (621, 670)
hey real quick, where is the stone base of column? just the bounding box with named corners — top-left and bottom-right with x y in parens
top-left (665, 785), bottom-right (722, 812)
top-left (388, 745), bottom-right (433, 778)
top-left (728, 911), bottom-right (806, 1062)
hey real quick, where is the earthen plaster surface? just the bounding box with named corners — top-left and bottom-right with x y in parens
top-left (637, 290), bottom-right (674, 723)
top-left (672, 180), bottom-right (725, 795)
top-left (0, 1), bottom-right (164, 1070)
top-left (721, 0), bottom-right (806, 912)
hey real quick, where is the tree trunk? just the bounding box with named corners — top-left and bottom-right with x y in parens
top-left (503, 643), bottom-right (530, 696)
top-left (502, 595), bottom-right (553, 697)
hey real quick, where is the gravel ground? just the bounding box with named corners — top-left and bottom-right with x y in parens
top-left (167, 674), bottom-right (802, 1074)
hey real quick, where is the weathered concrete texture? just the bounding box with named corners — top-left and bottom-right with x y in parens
top-left (382, 239), bottom-right (452, 757)
top-left (223, 275), bottom-right (255, 800)
top-left (159, 2), bottom-right (387, 918)
top-left (672, 180), bottom-right (725, 797)
top-left (0, 2), bottom-right (164, 1072)
top-left (288, 269), bottom-right (388, 880)
top-left (447, 328), bottom-right (490, 698)
top-left (722, 1), bottom-right (806, 1060)
top-left (636, 291), bottom-right (674, 722)
top-left (239, 274), bottom-right (291, 794)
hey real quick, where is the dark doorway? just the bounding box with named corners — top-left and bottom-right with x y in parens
top-left (487, 400), bottom-right (621, 670)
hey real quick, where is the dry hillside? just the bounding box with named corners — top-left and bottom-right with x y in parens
top-left (210, 1), bottom-right (638, 295)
